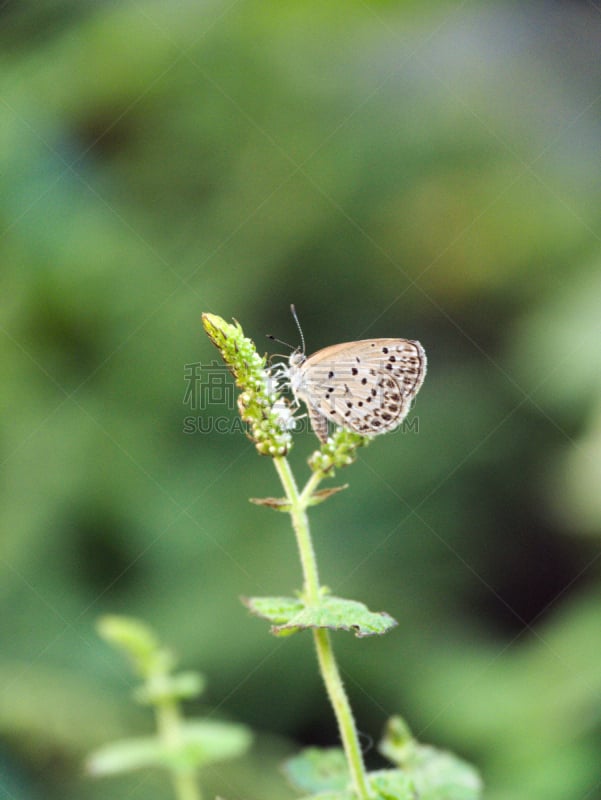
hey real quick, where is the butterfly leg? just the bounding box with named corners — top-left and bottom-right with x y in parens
top-left (265, 364), bottom-right (291, 397)
top-left (308, 405), bottom-right (329, 444)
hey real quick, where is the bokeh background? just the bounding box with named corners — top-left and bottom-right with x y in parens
top-left (2, 1), bottom-right (601, 798)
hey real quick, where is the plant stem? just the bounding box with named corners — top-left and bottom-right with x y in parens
top-left (299, 470), bottom-right (323, 506)
top-left (313, 628), bottom-right (371, 800)
top-left (154, 694), bottom-right (202, 800)
top-left (273, 456), bottom-right (372, 799)
top-left (273, 457), bottom-right (321, 604)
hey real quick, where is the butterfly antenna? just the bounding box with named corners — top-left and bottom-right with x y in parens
top-left (290, 304), bottom-right (305, 354)
top-left (266, 334), bottom-right (294, 350)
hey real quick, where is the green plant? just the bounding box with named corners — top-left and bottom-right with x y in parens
top-left (203, 313), bottom-right (482, 800)
top-left (87, 615), bottom-right (252, 800)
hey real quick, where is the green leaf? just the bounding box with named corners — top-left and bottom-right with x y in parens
top-left (379, 716), bottom-right (414, 764)
top-left (379, 717), bottom-right (483, 800)
top-left (174, 719), bottom-right (253, 768)
top-left (283, 747), bottom-right (349, 792)
top-left (370, 769), bottom-right (417, 799)
top-left (242, 595), bottom-right (397, 638)
top-left (87, 736), bottom-right (164, 777)
top-left (297, 793), bottom-right (356, 800)
top-left (407, 751), bottom-right (482, 800)
top-left (134, 671), bottom-right (205, 704)
top-left (96, 615), bottom-right (173, 677)
top-left (242, 595), bottom-right (303, 626)
top-left (87, 720), bottom-right (252, 776)
top-left (97, 615), bottom-right (158, 662)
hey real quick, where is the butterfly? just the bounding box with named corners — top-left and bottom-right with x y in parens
top-left (272, 308), bottom-right (427, 444)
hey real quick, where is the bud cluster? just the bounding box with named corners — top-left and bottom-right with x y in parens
top-left (308, 427), bottom-right (369, 475)
top-left (202, 313), bottom-right (293, 456)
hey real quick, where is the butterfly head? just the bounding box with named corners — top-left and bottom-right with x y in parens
top-left (289, 349), bottom-right (306, 369)
top-left (267, 305), bottom-right (307, 393)
top-left (268, 306), bottom-right (306, 368)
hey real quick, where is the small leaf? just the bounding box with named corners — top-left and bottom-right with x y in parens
top-left (307, 485), bottom-right (349, 506)
top-left (173, 719), bottom-right (252, 768)
top-left (87, 737), bottom-right (165, 776)
top-left (379, 717), bottom-right (483, 800)
top-left (284, 597), bottom-right (397, 638)
top-left (297, 793), bottom-right (356, 800)
top-left (249, 486), bottom-right (348, 511)
top-left (291, 767), bottom-right (418, 800)
top-left (134, 671), bottom-right (205, 705)
top-left (243, 595), bottom-right (397, 638)
top-left (97, 615), bottom-right (173, 677)
top-left (283, 747), bottom-right (349, 792)
top-left (370, 769), bottom-right (417, 800)
top-left (97, 616), bottom-right (158, 664)
top-left (408, 750), bottom-right (482, 800)
top-left (87, 720), bottom-right (252, 776)
top-left (379, 716), bottom-right (413, 764)
top-left (249, 496), bottom-right (292, 511)
top-left (242, 596), bottom-right (303, 624)
top-left (170, 671), bottom-right (205, 700)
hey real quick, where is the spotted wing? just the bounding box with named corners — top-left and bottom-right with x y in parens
top-left (297, 339), bottom-right (426, 439)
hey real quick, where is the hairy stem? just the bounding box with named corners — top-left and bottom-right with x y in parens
top-left (155, 695), bottom-right (202, 800)
top-left (313, 628), bottom-right (371, 799)
top-left (273, 456), bottom-right (371, 799)
top-left (273, 457), bottom-right (320, 605)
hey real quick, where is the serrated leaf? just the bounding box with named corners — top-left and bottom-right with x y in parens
top-left (283, 747), bottom-right (349, 792)
top-left (249, 496), bottom-right (292, 511)
top-left (243, 595), bottom-right (397, 638)
top-left (379, 717), bottom-right (482, 800)
top-left (87, 720), bottom-right (251, 776)
top-left (242, 595), bottom-right (303, 624)
top-left (285, 597), bottom-right (397, 637)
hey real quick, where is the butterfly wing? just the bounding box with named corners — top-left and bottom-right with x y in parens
top-left (307, 403), bottom-right (329, 444)
top-left (294, 339), bottom-right (426, 441)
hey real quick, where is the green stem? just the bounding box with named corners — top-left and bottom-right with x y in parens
top-left (154, 693), bottom-right (202, 800)
top-left (273, 457), bottom-right (321, 604)
top-left (273, 456), bottom-right (372, 799)
top-left (299, 469), bottom-right (323, 506)
top-left (313, 628), bottom-right (371, 800)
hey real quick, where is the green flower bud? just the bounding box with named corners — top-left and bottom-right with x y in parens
top-left (308, 427), bottom-right (369, 475)
top-left (202, 313), bottom-right (293, 457)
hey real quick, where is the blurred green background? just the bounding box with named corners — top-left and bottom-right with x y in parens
top-left (2, 1), bottom-right (601, 798)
